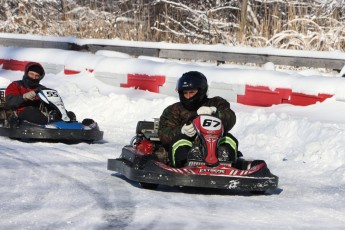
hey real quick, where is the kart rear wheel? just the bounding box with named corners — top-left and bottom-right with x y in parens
top-left (139, 182), bottom-right (159, 190)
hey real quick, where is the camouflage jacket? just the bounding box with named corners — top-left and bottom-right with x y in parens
top-left (158, 96), bottom-right (236, 146)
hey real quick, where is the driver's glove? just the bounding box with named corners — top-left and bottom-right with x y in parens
top-left (181, 123), bottom-right (196, 137)
top-left (197, 106), bottom-right (217, 115)
top-left (23, 91), bottom-right (36, 101)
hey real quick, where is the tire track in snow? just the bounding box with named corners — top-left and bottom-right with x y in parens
top-left (0, 143), bottom-right (136, 229)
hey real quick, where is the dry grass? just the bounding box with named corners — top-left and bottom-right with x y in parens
top-left (1, 0), bottom-right (344, 51)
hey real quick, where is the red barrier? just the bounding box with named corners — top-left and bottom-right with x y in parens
top-left (2, 59), bottom-right (29, 71)
top-left (120, 74), bottom-right (166, 93)
top-left (64, 69), bottom-right (81, 75)
top-left (289, 92), bottom-right (332, 106)
top-left (237, 86), bottom-right (291, 106)
top-left (237, 85), bottom-right (333, 106)
top-left (64, 68), bottom-right (94, 75)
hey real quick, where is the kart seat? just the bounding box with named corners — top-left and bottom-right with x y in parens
top-left (136, 118), bottom-right (160, 141)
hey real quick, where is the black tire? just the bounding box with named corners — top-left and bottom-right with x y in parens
top-left (250, 190), bottom-right (266, 195)
top-left (82, 118), bottom-right (95, 126)
top-left (139, 182), bottom-right (159, 190)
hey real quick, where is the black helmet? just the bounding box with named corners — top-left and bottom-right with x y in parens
top-left (177, 71), bottom-right (208, 110)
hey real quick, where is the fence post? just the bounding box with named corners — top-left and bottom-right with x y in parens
top-left (239, 0), bottom-right (248, 42)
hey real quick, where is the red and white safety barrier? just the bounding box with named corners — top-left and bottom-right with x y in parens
top-left (0, 57), bottom-right (334, 107)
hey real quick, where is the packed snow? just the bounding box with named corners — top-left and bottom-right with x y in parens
top-left (0, 44), bottom-right (345, 229)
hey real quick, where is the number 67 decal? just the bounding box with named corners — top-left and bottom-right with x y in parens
top-left (201, 117), bottom-right (222, 130)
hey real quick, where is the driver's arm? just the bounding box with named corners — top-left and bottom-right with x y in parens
top-left (5, 82), bottom-right (27, 109)
top-left (211, 97), bottom-right (236, 132)
top-left (158, 105), bottom-right (184, 146)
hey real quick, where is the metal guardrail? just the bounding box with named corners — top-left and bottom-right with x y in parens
top-left (158, 49), bottom-right (345, 70)
top-left (0, 37), bottom-right (74, 50)
top-left (0, 36), bottom-right (344, 71)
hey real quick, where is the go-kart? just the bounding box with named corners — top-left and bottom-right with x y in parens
top-left (0, 88), bottom-right (103, 143)
top-left (108, 114), bottom-right (278, 193)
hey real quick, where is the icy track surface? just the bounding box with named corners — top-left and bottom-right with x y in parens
top-left (1, 71), bottom-right (345, 229)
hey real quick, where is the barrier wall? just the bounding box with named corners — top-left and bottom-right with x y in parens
top-left (0, 58), bottom-right (334, 107)
top-left (237, 85), bottom-right (332, 106)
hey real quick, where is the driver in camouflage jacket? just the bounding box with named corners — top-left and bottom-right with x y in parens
top-left (158, 71), bottom-right (238, 168)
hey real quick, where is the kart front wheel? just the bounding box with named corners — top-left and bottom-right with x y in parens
top-left (139, 182), bottom-right (159, 190)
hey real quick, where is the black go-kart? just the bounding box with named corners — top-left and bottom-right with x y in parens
top-left (108, 114), bottom-right (278, 193)
top-left (0, 88), bottom-right (103, 143)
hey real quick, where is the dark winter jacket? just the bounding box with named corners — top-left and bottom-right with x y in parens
top-left (158, 96), bottom-right (236, 146)
top-left (5, 62), bottom-right (46, 114)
